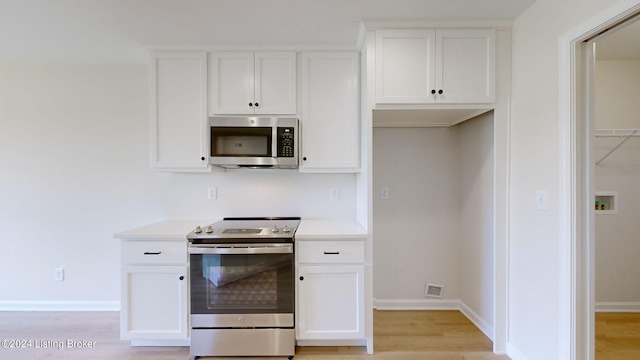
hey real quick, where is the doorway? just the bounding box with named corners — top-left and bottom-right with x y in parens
top-left (561, 2), bottom-right (640, 359)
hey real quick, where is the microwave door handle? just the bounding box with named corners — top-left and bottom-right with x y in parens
top-left (272, 128), bottom-right (278, 158)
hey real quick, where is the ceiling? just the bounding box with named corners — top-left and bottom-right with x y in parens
top-left (0, 0), bottom-right (536, 64)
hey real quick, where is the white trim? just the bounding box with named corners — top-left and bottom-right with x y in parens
top-left (459, 301), bottom-right (493, 341)
top-left (145, 43), bottom-right (361, 53)
top-left (361, 19), bottom-right (514, 30)
top-left (0, 300), bottom-right (120, 312)
top-left (373, 298), bottom-right (460, 310)
top-left (559, 1), bottom-right (640, 360)
top-left (595, 302), bottom-right (640, 312)
top-left (296, 339), bottom-right (367, 347)
top-left (131, 339), bottom-right (190, 347)
top-left (506, 343), bottom-right (529, 360)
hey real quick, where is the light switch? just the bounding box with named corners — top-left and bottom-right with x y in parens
top-left (208, 187), bottom-right (217, 200)
top-left (330, 187), bottom-right (339, 200)
top-left (536, 191), bottom-right (548, 211)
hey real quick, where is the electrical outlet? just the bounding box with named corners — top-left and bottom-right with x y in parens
top-left (536, 190), bottom-right (548, 210)
top-left (208, 187), bottom-right (217, 200)
top-left (55, 268), bottom-right (64, 281)
top-left (329, 187), bottom-right (339, 200)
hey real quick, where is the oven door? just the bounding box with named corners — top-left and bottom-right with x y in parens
top-left (189, 243), bottom-right (294, 328)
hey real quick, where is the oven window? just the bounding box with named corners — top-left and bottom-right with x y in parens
top-left (191, 252), bottom-right (293, 314)
top-left (210, 127), bottom-right (272, 157)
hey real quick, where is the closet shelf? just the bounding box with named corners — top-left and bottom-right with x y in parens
top-left (595, 129), bottom-right (640, 138)
top-left (595, 128), bottom-right (640, 165)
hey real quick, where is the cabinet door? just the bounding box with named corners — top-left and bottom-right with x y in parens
top-left (121, 265), bottom-right (188, 340)
top-left (150, 52), bottom-right (209, 171)
top-left (375, 30), bottom-right (436, 104)
top-left (254, 52), bottom-right (297, 114)
top-left (297, 265), bottom-right (365, 340)
top-left (435, 29), bottom-right (495, 103)
top-left (209, 52), bottom-right (255, 114)
top-left (300, 52), bottom-right (360, 172)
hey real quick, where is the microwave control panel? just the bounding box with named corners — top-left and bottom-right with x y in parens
top-left (277, 127), bottom-right (295, 157)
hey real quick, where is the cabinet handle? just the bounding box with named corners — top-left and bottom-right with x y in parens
top-left (249, 102), bottom-right (253, 107)
top-left (323, 251), bottom-right (340, 255)
top-left (143, 251), bottom-right (161, 255)
top-left (179, 276), bottom-right (185, 281)
top-left (438, 89), bottom-right (444, 94)
top-left (431, 89), bottom-right (436, 94)
top-left (299, 276), bottom-right (304, 281)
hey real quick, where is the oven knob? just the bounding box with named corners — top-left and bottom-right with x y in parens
top-left (206, 226), bottom-right (214, 234)
top-left (194, 226), bottom-right (202, 234)
top-left (283, 226), bottom-right (291, 233)
top-left (271, 226), bottom-right (279, 233)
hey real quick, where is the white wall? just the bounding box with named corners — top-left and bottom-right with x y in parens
top-left (594, 60), bottom-right (640, 306)
top-left (458, 112), bottom-right (495, 332)
top-left (372, 113), bottom-right (494, 327)
top-left (373, 126), bottom-right (461, 302)
top-left (0, 63), bottom-right (357, 307)
top-left (510, 0), bottom-right (621, 358)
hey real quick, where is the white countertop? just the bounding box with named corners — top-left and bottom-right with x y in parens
top-left (114, 219), bottom-right (212, 240)
top-left (114, 218), bottom-right (368, 240)
top-left (296, 219), bottom-right (368, 239)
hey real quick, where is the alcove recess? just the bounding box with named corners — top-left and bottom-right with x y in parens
top-left (595, 191), bottom-right (617, 215)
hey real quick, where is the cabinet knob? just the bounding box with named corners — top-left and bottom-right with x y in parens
top-left (254, 102), bottom-right (259, 107)
top-left (179, 276), bottom-right (184, 281)
top-left (438, 89), bottom-right (443, 94)
top-left (249, 102), bottom-right (253, 107)
top-left (299, 276), bottom-right (304, 281)
top-left (431, 89), bottom-right (436, 94)
top-left (303, 157), bottom-right (307, 161)
top-left (201, 157), bottom-right (205, 161)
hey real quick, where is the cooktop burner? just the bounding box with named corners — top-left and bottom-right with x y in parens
top-left (187, 217), bottom-right (301, 243)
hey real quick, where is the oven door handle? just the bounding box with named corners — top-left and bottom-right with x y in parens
top-left (188, 244), bottom-right (293, 255)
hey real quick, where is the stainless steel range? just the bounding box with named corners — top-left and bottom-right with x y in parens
top-left (187, 217), bottom-right (300, 359)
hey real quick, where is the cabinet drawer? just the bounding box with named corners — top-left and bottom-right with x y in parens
top-left (121, 241), bottom-right (186, 265)
top-left (297, 241), bottom-right (364, 264)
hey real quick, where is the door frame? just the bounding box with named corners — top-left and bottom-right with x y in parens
top-left (559, 1), bottom-right (640, 359)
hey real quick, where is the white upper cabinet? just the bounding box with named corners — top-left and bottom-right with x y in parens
top-left (300, 52), bottom-right (360, 172)
top-left (209, 52), bottom-right (296, 115)
top-left (376, 29), bottom-right (495, 104)
top-left (150, 51), bottom-right (209, 172)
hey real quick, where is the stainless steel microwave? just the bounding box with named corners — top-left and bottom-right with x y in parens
top-left (208, 116), bottom-right (299, 169)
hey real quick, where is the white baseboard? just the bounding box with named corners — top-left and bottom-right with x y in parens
top-left (373, 298), bottom-right (461, 310)
top-left (458, 301), bottom-right (493, 341)
top-left (0, 301), bottom-right (120, 311)
top-left (373, 298), bottom-right (494, 341)
top-left (506, 343), bottom-right (528, 360)
top-left (296, 339), bottom-right (367, 347)
top-left (131, 339), bottom-right (190, 347)
top-left (595, 302), bottom-right (640, 312)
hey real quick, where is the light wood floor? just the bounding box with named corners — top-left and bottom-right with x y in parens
top-left (596, 312), bottom-right (640, 360)
top-left (0, 310), bottom-right (504, 360)
top-left (0, 310), bottom-right (637, 359)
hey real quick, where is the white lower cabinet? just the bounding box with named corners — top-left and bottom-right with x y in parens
top-left (296, 240), bottom-right (365, 340)
top-left (120, 240), bottom-right (189, 341)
